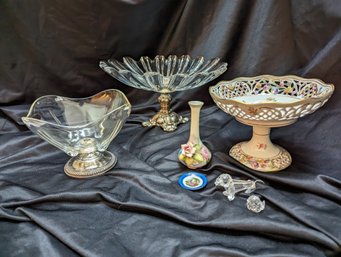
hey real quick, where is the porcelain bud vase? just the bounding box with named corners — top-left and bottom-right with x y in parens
top-left (178, 101), bottom-right (212, 169)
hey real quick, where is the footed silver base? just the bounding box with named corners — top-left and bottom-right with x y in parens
top-left (142, 111), bottom-right (188, 132)
top-left (141, 93), bottom-right (188, 132)
top-left (64, 151), bottom-right (117, 179)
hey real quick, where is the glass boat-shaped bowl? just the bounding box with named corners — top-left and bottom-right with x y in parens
top-left (210, 75), bottom-right (334, 172)
top-left (100, 55), bottom-right (227, 131)
top-left (22, 89), bottom-right (131, 178)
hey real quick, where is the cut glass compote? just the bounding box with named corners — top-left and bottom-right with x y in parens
top-left (100, 55), bottom-right (227, 131)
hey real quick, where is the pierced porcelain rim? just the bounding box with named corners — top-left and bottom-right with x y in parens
top-left (209, 74), bottom-right (334, 107)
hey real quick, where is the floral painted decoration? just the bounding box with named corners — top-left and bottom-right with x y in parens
top-left (184, 177), bottom-right (201, 187)
top-left (229, 143), bottom-right (291, 172)
top-left (181, 142), bottom-right (196, 158)
top-left (178, 141), bottom-right (211, 169)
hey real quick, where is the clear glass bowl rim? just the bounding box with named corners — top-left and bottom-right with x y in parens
top-left (22, 89), bottom-right (131, 129)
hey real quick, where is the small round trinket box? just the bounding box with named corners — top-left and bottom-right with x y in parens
top-left (178, 172), bottom-right (207, 191)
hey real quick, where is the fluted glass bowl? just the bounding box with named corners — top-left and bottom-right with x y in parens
top-left (210, 75), bottom-right (334, 172)
top-left (22, 89), bottom-right (131, 178)
top-left (100, 55), bottom-right (227, 131)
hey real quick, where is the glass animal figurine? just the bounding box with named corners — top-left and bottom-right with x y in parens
top-left (215, 173), bottom-right (264, 201)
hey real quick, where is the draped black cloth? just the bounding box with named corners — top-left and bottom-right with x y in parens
top-left (0, 1), bottom-right (340, 256)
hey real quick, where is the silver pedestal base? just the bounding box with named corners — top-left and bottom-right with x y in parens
top-left (64, 151), bottom-right (117, 179)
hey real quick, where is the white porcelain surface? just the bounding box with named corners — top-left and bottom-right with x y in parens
top-left (234, 94), bottom-right (302, 104)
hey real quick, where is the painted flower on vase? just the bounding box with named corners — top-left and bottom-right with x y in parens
top-left (201, 146), bottom-right (211, 160)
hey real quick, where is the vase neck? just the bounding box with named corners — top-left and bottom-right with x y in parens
top-left (188, 101), bottom-right (203, 143)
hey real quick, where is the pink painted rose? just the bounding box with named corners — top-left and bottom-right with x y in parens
top-left (181, 143), bottom-right (196, 158)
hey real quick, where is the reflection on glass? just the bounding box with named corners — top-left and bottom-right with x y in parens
top-left (100, 55), bottom-right (227, 131)
top-left (22, 89), bottom-right (131, 178)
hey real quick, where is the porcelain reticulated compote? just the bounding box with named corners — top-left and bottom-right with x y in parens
top-left (99, 55), bottom-right (227, 131)
top-left (22, 89), bottom-right (131, 178)
top-left (210, 75), bottom-right (334, 172)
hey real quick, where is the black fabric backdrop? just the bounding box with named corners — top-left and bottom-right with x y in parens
top-left (0, 0), bottom-right (341, 256)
